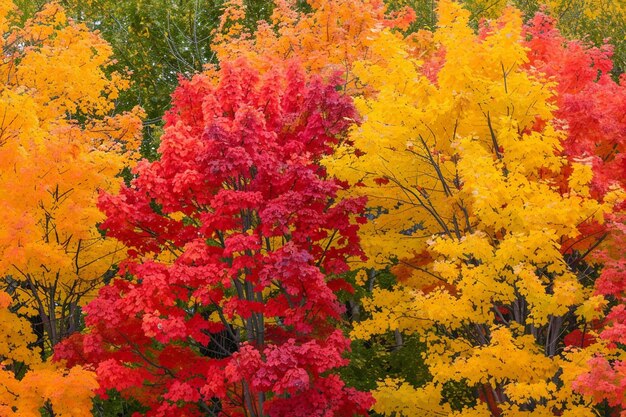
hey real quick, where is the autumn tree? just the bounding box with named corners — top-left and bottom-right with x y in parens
top-left (211, 1), bottom-right (428, 395)
top-left (56, 57), bottom-right (373, 417)
top-left (323, 1), bottom-right (624, 415)
top-left (0, 0), bottom-right (143, 349)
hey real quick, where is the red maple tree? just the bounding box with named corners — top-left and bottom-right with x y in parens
top-left (56, 58), bottom-right (373, 417)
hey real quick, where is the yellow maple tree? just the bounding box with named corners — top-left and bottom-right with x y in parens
top-left (324, 1), bottom-right (624, 415)
top-left (0, 0), bottom-right (143, 347)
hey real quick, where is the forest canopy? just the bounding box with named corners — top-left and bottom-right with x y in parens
top-left (1, 1), bottom-right (626, 416)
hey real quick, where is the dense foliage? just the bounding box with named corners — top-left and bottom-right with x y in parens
top-left (0, 0), bottom-right (625, 416)
top-left (56, 57), bottom-right (372, 417)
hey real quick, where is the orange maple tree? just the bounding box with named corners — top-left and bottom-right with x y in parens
top-left (0, 0), bottom-right (143, 349)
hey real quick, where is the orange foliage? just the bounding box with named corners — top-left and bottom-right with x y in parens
top-left (212, 0), bottom-right (415, 77)
top-left (0, 290), bottom-right (97, 416)
top-left (0, 0), bottom-right (143, 347)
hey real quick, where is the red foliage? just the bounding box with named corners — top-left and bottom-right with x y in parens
top-left (563, 329), bottom-right (596, 348)
top-left (55, 58), bottom-right (372, 417)
top-left (523, 13), bottom-right (626, 200)
top-left (574, 357), bottom-right (626, 414)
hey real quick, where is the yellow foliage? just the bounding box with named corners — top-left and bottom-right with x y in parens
top-left (575, 295), bottom-right (608, 322)
top-left (374, 379), bottom-right (451, 416)
top-left (0, 291), bottom-right (40, 367)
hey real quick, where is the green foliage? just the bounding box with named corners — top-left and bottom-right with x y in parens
top-left (441, 380), bottom-right (477, 411)
top-left (342, 335), bottom-right (430, 392)
top-left (92, 390), bottom-right (148, 417)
